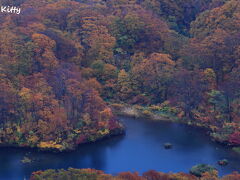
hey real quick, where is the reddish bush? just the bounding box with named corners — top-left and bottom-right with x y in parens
top-left (229, 132), bottom-right (240, 145)
top-left (143, 170), bottom-right (171, 180)
top-left (118, 172), bottom-right (145, 180)
top-left (76, 135), bottom-right (87, 145)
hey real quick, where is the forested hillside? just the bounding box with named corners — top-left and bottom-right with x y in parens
top-left (0, 0), bottom-right (240, 151)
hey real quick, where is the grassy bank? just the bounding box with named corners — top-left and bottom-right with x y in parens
top-left (111, 103), bottom-right (180, 122)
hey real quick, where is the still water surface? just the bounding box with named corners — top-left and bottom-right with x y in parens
top-left (0, 117), bottom-right (240, 180)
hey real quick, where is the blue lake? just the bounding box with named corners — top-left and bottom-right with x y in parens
top-left (0, 117), bottom-right (239, 180)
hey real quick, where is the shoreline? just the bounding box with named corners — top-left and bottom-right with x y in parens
top-left (0, 126), bottom-right (125, 153)
top-left (0, 103), bottom-right (239, 153)
top-left (110, 103), bottom-right (240, 151)
top-left (30, 168), bottom-right (240, 180)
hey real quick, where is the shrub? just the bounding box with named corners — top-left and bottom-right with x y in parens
top-left (142, 110), bottom-right (153, 118)
top-left (111, 103), bottom-right (124, 111)
top-left (229, 132), bottom-right (240, 145)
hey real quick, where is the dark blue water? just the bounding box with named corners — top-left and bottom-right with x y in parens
top-left (0, 117), bottom-right (239, 180)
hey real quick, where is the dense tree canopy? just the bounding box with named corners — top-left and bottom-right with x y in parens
top-left (0, 0), bottom-right (240, 153)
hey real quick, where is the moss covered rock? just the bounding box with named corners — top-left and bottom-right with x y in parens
top-left (190, 164), bottom-right (216, 177)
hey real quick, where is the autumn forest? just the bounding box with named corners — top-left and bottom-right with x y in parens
top-left (0, 0), bottom-right (240, 179)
